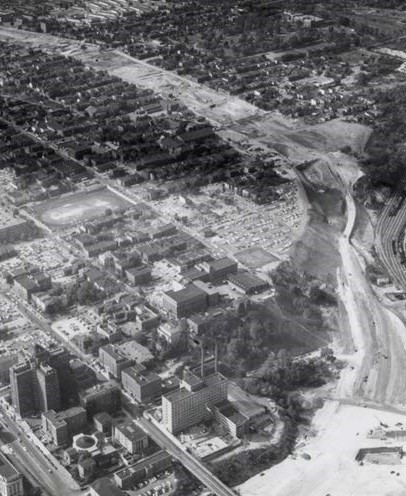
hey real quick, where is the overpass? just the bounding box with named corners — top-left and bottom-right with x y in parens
top-left (135, 416), bottom-right (236, 496)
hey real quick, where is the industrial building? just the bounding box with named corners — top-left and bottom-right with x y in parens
top-left (227, 272), bottom-right (270, 295)
top-left (162, 372), bottom-right (228, 434)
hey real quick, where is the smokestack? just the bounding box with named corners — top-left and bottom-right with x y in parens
top-left (201, 345), bottom-right (205, 378)
top-left (214, 340), bottom-right (218, 374)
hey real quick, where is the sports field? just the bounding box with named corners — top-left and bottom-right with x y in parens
top-left (235, 247), bottom-right (279, 269)
top-left (34, 188), bottom-right (131, 228)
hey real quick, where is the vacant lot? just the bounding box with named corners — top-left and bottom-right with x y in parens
top-left (33, 188), bottom-right (131, 227)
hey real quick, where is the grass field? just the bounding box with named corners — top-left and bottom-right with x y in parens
top-left (235, 247), bottom-right (279, 268)
top-left (34, 188), bottom-right (131, 228)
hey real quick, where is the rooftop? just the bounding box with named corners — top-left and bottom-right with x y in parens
top-left (0, 453), bottom-right (20, 482)
top-left (123, 365), bottom-right (160, 385)
top-left (115, 450), bottom-right (171, 481)
top-left (117, 340), bottom-right (154, 364)
top-left (214, 399), bottom-right (248, 425)
top-left (115, 421), bottom-right (147, 442)
top-left (206, 257), bottom-right (237, 272)
top-left (163, 373), bottom-right (227, 404)
top-left (165, 283), bottom-right (206, 304)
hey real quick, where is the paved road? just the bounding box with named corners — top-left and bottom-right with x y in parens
top-left (338, 191), bottom-right (406, 406)
top-left (136, 417), bottom-right (236, 496)
top-left (0, 406), bottom-right (80, 496)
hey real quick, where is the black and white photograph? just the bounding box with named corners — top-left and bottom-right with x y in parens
top-left (0, 1), bottom-right (403, 495)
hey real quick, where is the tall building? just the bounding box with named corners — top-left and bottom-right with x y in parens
top-left (0, 354), bottom-right (19, 385)
top-left (49, 348), bottom-right (71, 391)
top-left (0, 452), bottom-right (24, 496)
top-left (162, 372), bottom-right (228, 434)
top-left (10, 363), bottom-right (36, 417)
top-left (36, 363), bottom-right (61, 413)
top-left (10, 349), bottom-right (67, 417)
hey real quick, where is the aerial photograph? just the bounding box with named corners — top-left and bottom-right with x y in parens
top-left (0, 0), bottom-right (406, 495)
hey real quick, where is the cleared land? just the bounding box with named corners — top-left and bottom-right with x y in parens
top-left (33, 188), bottom-right (131, 227)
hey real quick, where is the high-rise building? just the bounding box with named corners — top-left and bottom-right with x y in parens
top-left (36, 363), bottom-right (61, 413)
top-left (0, 452), bottom-right (24, 496)
top-left (10, 363), bottom-right (36, 417)
top-left (162, 372), bottom-right (228, 434)
top-left (10, 351), bottom-right (66, 417)
top-left (0, 354), bottom-right (19, 386)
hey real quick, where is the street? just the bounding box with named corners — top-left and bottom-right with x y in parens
top-left (136, 417), bottom-right (236, 496)
top-left (0, 406), bottom-right (80, 496)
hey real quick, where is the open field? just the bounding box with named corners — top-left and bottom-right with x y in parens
top-left (230, 117), bottom-right (372, 164)
top-left (32, 188), bottom-right (131, 227)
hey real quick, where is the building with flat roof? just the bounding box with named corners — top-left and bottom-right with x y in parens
top-left (114, 450), bottom-right (172, 490)
top-left (113, 421), bottom-right (148, 454)
top-left (0, 452), bottom-right (24, 496)
top-left (42, 406), bottom-right (87, 447)
top-left (98, 344), bottom-right (134, 380)
top-left (212, 399), bottom-right (248, 438)
top-left (227, 272), bottom-right (270, 295)
top-left (0, 354), bottom-right (19, 385)
top-left (36, 363), bottom-right (61, 413)
top-left (193, 280), bottom-right (220, 306)
top-left (122, 365), bottom-right (162, 403)
top-left (199, 257), bottom-right (238, 283)
top-left (10, 362), bottom-right (36, 418)
top-left (162, 284), bottom-right (207, 318)
top-left (125, 265), bottom-right (152, 286)
top-left (0, 219), bottom-right (37, 244)
top-left (94, 412), bottom-right (113, 435)
top-left (162, 372), bottom-right (228, 434)
top-left (79, 381), bottom-right (121, 417)
top-left (134, 304), bottom-right (160, 332)
top-left (117, 340), bottom-right (154, 365)
top-left (157, 322), bottom-right (183, 345)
